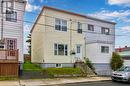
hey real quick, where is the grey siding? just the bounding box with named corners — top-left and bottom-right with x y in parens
top-left (93, 63), bottom-right (112, 76)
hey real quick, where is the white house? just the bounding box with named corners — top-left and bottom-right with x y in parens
top-left (0, 0), bottom-right (26, 63)
top-left (31, 6), bottom-right (116, 75)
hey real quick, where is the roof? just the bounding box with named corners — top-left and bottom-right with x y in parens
top-left (30, 6), bottom-right (116, 33)
top-left (116, 47), bottom-right (130, 52)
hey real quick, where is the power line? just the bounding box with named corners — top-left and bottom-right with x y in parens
top-left (0, 6), bottom-right (130, 37)
top-left (0, 6), bottom-right (129, 35)
top-left (1, 15), bottom-right (130, 38)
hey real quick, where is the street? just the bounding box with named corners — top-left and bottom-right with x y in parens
top-left (50, 81), bottom-right (130, 86)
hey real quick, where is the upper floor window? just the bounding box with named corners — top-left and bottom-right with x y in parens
top-left (88, 24), bottom-right (94, 31)
top-left (101, 46), bottom-right (109, 53)
top-left (54, 44), bottom-right (68, 56)
top-left (101, 27), bottom-right (110, 35)
top-left (6, 10), bottom-right (17, 22)
top-left (2, 1), bottom-right (14, 13)
top-left (77, 22), bottom-right (82, 34)
top-left (55, 18), bottom-right (67, 31)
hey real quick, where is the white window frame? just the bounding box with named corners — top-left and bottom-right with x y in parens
top-left (101, 27), bottom-right (110, 35)
top-left (55, 18), bottom-right (67, 31)
top-left (6, 10), bottom-right (17, 22)
top-left (88, 24), bottom-right (94, 31)
top-left (101, 46), bottom-right (109, 53)
top-left (77, 45), bottom-right (81, 53)
top-left (77, 22), bottom-right (82, 33)
top-left (54, 43), bottom-right (68, 56)
top-left (55, 64), bottom-right (62, 68)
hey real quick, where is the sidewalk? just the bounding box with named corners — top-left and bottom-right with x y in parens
top-left (0, 77), bottom-right (111, 86)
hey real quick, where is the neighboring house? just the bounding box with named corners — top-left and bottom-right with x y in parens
top-left (116, 46), bottom-right (130, 66)
top-left (85, 17), bottom-right (115, 75)
top-left (31, 6), bottom-right (116, 75)
top-left (0, 0), bottom-right (26, 63)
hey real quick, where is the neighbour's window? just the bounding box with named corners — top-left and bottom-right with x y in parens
top-left (2, 1), bottom-right (13, 13)
top-left (6, 10), bottom-right (17, 22)
top-left (55, 18), bottom-right (67, 31)
top-left (101, 46), bottom-right (109, 53)
top-left (54, 44), bottom-right (68, 56)
top-left (101, 27), bottom-right (110, 35)
top-left (88, 24), bottom-right (94, 31)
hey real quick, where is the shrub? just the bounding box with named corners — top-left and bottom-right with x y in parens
top-left (110, 52), bottom-right (124, 71)
top-left (85, 58), bottom-right (95, 71)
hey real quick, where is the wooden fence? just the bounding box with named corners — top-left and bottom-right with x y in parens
top-left (0, 49), bottom-right (19, 77)
top-left (0, 62), bottom-right (19, 77)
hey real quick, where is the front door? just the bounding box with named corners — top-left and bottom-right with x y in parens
top-left (76, 45), bottom-right (82, 60)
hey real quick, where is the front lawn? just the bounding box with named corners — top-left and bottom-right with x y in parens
top-left (23, 61), bottom-right (42, 70)
top-left (22, 62), bottom-right (85, 78)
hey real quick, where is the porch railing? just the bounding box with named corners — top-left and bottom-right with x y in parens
top-left (0, 49), bottom-right (18, 62)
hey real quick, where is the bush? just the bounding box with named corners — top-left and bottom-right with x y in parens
top-left (85, 58), bottom-right (95, 71)
top-left (110, 52), bottom-right (124, 71)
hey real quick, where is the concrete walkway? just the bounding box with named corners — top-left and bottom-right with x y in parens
top-left (0, 77), bottom-right (111, 86)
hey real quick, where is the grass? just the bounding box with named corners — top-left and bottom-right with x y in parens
top-left (23, 61), bottom-right (42, 70)
top-left (0, 77), bottom-right (18, 81)
top-left (23, 61), bottom-right (84, 78)
top-left (44, 68), bottom-right (82, 75)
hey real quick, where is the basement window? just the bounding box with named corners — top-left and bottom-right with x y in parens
top-left (55, 64), bottom-right (62, 68)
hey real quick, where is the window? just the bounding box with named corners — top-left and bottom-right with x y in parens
top-left (6, 10), bottom-right (17, 22)
top-left (55, 18), bottom-right (67, 31)
top-left (54, 44), bottom-right (68, 56)
top-left (55, 64), bottom-right (62, 68)
top-left (77, 22), bottom-right (82, 33)
top-left (88, 24), bottom-right (94, 31)
top-left (101, 27), bottom-right (110, 35)
top-left (101, 46), bottom-right (109, 53)
top-left (77, 45), bottom-right (81, 53)
top-left (6, 38), bottom-right (17, 50)
top-left (2, 1), bottom-right (13, 13)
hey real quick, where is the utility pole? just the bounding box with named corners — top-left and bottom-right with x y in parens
top-left (69, 19), bottom-right (73, 63)
top-left (0, 0), bottom-right (4, 45)
top-left (84, 37), bottom-right (86, 58)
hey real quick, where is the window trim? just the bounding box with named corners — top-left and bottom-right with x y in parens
top-left (55, 18), bottom-right (67, 32)
top-left (101, 46), bottom-right (109, 53)
top-left (101, 27), bottom-right (110, 35)
top-left (88, 24), bottom-right (94, 31)
top-left (77, 22), bottom-right (82, 34)
top-left (6, 10), bottom-right (17, 22)
top-left (55, 64), bottom-right (62, 68)
top-left (54, 43), bottom-right (68, 56)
